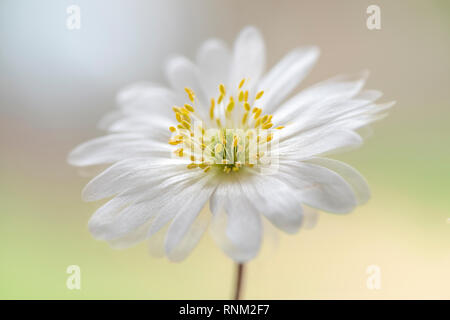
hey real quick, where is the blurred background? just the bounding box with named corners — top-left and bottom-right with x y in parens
top-left (1, 0), bottom-right (449, 299)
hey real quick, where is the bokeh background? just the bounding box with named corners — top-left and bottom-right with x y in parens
top-left (1, 0), bottom-right (449, 299)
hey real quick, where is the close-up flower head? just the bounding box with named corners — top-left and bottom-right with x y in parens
top-left (1, 0), bottom-right (449, 306)
top-left (68, 26), bottom-right (394, 264)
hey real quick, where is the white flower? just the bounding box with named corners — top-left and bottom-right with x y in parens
top-left (68, 26), bottom-right (394, 262)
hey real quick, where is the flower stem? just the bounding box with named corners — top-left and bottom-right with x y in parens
top-left (234, 263), bottom-right (245, 300)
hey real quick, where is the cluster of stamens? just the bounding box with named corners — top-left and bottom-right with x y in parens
top-left (168, 79), bottom-right (284, 174)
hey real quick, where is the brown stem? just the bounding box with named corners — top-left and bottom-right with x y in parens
top-left (234, 263), bottom-right (245, 300)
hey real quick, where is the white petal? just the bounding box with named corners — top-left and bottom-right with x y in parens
top-left (229, 26), bottom-right (265, 93)
top-left (82, 158), bottom-right (187, 201)
top-left (106, 115), bottom-right (173, 142)
top-left (237, 174), bottom-right (303, 234)
top-left (209, 180), bottom-right (263, 262)
top-left (166, 208), bottom-right (210, 262)
top-left (274, 71), bottom-right (368, 124)
top-left (278, 161), bottom-right (357, 213)
top-left (67, 134), bottom-right (172, 167)
top-left (307, 157), bottom-right (370, 205)
top-left (196, 38), bottom-right (231, 100)
top-left (107, 219), bottom-right (153, 249)
top-left (164, 181), bottom-right (216, 255)
top-left (279, 129), bottom-right (363, 160)
top-left (257, 47), bottom-right (320, 113)
top-left (146, 173), bottom-right (215, 237)
top-left (210, 206), bottom-right (261, 263)
top-left (88, 169), bottom-right (206, 240)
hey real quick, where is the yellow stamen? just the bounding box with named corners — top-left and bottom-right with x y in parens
top-left (187, 163), bottom-right (198, 169)
top-left (184, 104), bottom-right (194, 112)
top-left (210, 99), bottom-right (215, 119)
top-left (219, 84), bottom-right (226, 95)
top-left (174, 148), bottom-right (183, 156)
top-left (238, 78), bottom-right (245, 89)
top-left (226, 99), bottom-right (235, 112)
top-left (244, 102), bottom-right (251, 112)
top-left (181, 120), bottom-right (191, 129)
top-left (276, 126), bottom-right (285, 129)
top-left (184, 87), bottom-right (195, 102)
top-left (203, 166), bottom-right (211, 173)
top-left (169, 139), bottom-right (182, 145)
top-left (215, 143), bottom-right (223, 153)
top-left (244, 90), bottom-right (249, 102)
top-left (255, 90), bottom-right (264, 100)
top-left (238, 91), bottom-right (244, 102)
top-left (169, 126), bottom-right (176, 132)
top-left (262, 122), bottom-right (273, 129)
top-left (217, 94), bottom-right (224, 104)
top-left (242, 112), bottom-right (249, 125)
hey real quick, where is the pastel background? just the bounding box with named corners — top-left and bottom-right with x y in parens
top-left (1, 0), bottom-right (449, 299)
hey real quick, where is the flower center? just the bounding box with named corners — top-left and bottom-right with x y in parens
top-left (168, 79), bottom-right (284, 174)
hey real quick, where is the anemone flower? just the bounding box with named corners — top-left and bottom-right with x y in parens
top-left (68, 26), bottom-right (394, 299)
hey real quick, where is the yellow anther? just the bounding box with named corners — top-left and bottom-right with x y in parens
top-left (215, 143), bottom-right (223, 153)
top-left (233, 136), bottom-right (239, 147)
top-left (169, 139), bottom-right (182, 145)
top-left (203, 166), bottom-right (211, 173)
top-left (255, 117), bottom-right (262, 127)
top-left (252, 107), bottom-right (258, 114)
top-left (210, 98), bottom-right (215, 120)
top-left (182, 113), bottom-right (191, 122)
top-left (262, 122), bottom-right (273, 129)
top-left (226, 100), bottom-right (235, 112)
top-left (174, 148), bottom-right (183, 157)
top-left (276, 126), bottom-right (285, 129)
top-left (190, 155), bottom-right (195, 162)
top-left (255, 90), bottom-right (264, 100)
top-left (267, 115), bottom-right (273, 123)
top-left (219, 84), bottom-right (226, 95)
top-left (169, 126), bottom-right (176, 132)
top-left (242, 112), bottom-right (249, 125)
top-left (244, 90), bottom-right (249, 102)
top-left (217, 94), bottom-right (224, 104)
top-left (261, 115), bottom-right (268, 123)
top-left (254, 109), bottom-right (262, 119)
top-left (181, 120), bottom-right (191, 129)
top-left (244, 102), bottom-right (251, 112)
top-left (187, 163), bottom-right (198, 169)
top-left (266, 133), bottom-right (274, 142)
top-left (172, 106), bottom-right (181, 113)
top-left (184, 104), bottom-right (195, 112)
top-left (238, 91), bottom-right (244, 102)
top-left (180, 107), bottom-right (190, 116)
top-left (238, 78), bottom-right (245, 89)
top-left (177, 124), bottom-right (184, 130)
top-left (175, 112), bottom-right (182, 122)
top-left (184, 87), bottom-right (195, 102)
